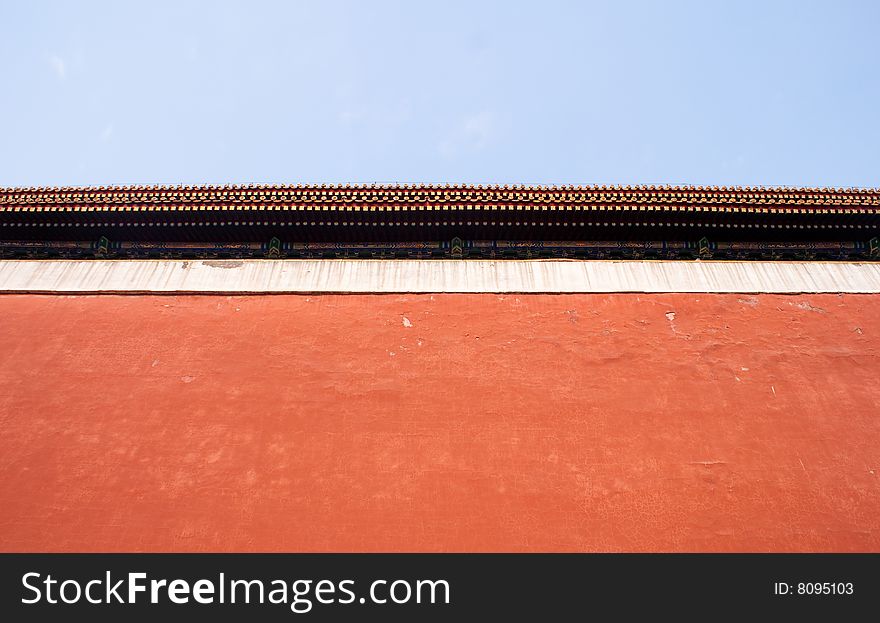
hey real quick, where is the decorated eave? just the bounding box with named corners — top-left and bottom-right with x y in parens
top-left (1, 183), bottom-right (878, 260)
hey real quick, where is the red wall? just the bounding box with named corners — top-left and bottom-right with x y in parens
top-left (1, 293), bottom-right (878, 552)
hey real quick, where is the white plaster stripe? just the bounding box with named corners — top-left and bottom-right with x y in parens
top-left (0, 260), bottom-right (879, 294)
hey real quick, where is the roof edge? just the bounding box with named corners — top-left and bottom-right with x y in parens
top-left (2, 182), bottom-right (879, 194)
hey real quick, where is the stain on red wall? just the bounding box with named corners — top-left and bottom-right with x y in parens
top-left (0, 293), bottom-right (878, 552)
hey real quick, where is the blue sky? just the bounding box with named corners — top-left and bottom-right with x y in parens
top-left (1, 1), bottom-right (878, 187)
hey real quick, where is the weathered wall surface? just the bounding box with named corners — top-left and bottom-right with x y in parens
top-left (0, 293), bottom-right (878, 552)
top-left (3, 259), bottom-right (880, 294)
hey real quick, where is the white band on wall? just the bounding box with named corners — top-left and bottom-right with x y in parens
top-left (1, 259), bottom-right (879, 294)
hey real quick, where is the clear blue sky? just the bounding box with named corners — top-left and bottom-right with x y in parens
top-left (1, 1), bottom-right (878, 187)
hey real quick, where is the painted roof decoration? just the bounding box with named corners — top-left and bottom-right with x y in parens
top-left (2, 183), bottom-right (879, 212)
top-left (1, 184), bottom-right (878, 260)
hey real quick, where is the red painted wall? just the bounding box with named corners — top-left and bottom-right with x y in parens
top-left (0, 293), bottom-right (878, 552)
